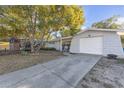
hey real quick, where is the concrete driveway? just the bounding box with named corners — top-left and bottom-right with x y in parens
top-left (0, 54), bottom-right (101, 88)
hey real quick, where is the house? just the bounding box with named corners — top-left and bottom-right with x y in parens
top-left (70, 28), bottom-right (124, 57)
top-left (0, 42), bottom-right (9, 50)
top-left (45, 36), bottom-right (72, 51)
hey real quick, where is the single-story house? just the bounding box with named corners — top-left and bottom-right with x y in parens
top-left (45, 36), bottom-right (72, 51)
top-left (70, 28), bottom-right (124, 57)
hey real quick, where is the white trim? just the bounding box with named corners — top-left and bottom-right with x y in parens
top-left (77, 28), bottom-right (124, 36)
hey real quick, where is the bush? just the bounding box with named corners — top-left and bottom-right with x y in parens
top-left (21, 51), bottom-right (29, 56)
top-left (40, 47), bottom-right (56, 51)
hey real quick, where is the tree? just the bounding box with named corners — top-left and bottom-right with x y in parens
top-left (0, 5), bottom-right (84, 53)
top-left (60, 28), bottom-right (81, 37)
top-left (92, 16), bottom-right (124, 46)
top-left (0, 6), bottom-right (25, 38)
top-left (0, 6), bottom-right (37, 52)
top-left (92, 16), bottom-right (121, 29)
top-left (60, 6), bottom-right (85, 37)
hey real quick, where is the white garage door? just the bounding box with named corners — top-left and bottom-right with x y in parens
top-left (80, 37), bottom-right (103, 55)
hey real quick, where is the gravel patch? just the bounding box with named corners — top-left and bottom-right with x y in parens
top-left (77, 57), bottom-right (124, 88)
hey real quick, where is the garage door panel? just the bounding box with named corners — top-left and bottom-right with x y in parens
top-left (80, 37), bottom-right (103, 55)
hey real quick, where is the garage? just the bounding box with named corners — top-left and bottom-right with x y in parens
top-left (70, 28), bottom-right (124, 57)
top-left (80, 37), bottom-right (103, 55)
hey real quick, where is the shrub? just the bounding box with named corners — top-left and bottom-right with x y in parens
top-left (40, 47), bottom-right (56, 51)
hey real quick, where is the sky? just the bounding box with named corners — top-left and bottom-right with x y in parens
top-left (83, 5), bottom-right (124, 28)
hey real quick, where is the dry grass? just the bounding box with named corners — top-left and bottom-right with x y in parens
top-left (0, 50), bottom-right (64, 75)
top-left (118, 59), bottom-right (124, 64)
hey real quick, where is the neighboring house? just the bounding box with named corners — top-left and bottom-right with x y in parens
top-left (70, 28), bottom-right (124, 57)
top-left (0, 38), bottom-right (10, 50)
top-left (45, 36), bottom-right (72, 51)
top-left (0, 42), bottom-right (10, 50)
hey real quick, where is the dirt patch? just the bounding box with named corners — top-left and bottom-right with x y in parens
top-left (0, 50), bottom-right (64, 75)
top-left (77, 57), bottom-right (124, 88)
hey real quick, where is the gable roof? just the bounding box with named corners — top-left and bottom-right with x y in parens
top-left (77, 28), bottom-right (124, 35)
top-left (48, 28), bottom-right (124, 42)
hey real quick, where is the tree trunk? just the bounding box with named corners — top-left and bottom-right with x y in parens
top-left (46, 32), bottom-right (51, 41)
top-left (30, 40), bottom-right (34, 53)
top-left (29, 37), bottom-right (36, 53)
top-left (35, 30), bottom-right (46, 52)
top-left (29, 34), bottom-right (35, 53)
top-left (29, 11), bottom-right (37, 53)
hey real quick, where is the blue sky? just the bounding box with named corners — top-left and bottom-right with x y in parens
top-left (83, 5), bottom-right (124, 28)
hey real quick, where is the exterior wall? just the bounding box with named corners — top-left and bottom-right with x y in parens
top-left (69, 36), bottom-right (79, 53)
top-left (45, 40), bottom-right (62, 51)
top-left (103, 32), bottom-right (124, 56)
top-left (46, 37), bottom-right (72, 51)
top-left (46, 43), bottom-right (56, 48)
top-left (55, 41), bottom-right (62, 51)
top-left (70, 30), bottom-right (124, 57)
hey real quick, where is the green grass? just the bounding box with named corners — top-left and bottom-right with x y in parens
top-left (118, 59), bottom-right (124, 64)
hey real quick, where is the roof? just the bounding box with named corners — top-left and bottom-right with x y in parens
top-left (77, 28), bottom-right (124, 35)
top-left (48, 28), bottom-right (124, 42)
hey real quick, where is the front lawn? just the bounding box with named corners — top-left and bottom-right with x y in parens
top-left (0, 50), bottom-right (64, 75)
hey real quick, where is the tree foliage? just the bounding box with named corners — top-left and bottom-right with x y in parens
top-left (92, 16), bottom-right (124, 46)
top-left (92, 16), bottom-right (121, 29)
top-left (60, 6), bottom-right (84, 37)
top-left (0, 5), bottom-right (84, 52)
